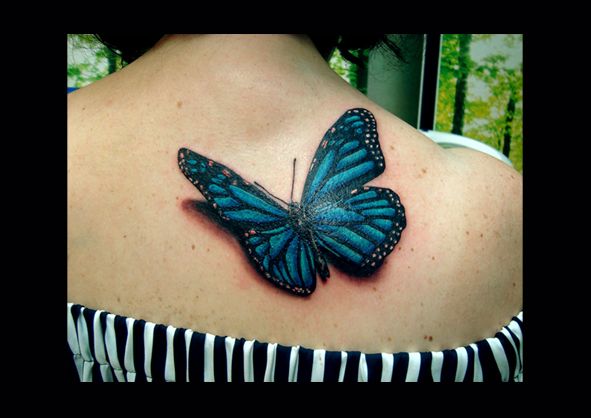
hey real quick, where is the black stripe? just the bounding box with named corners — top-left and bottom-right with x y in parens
top-left (173, 328), bottom-right (187, 382)
top-left (323, 351), bottom-right (342, 382)
top-left (70, 304), bottom-right (82, 326)
top-left (213, 336), bottom-right (228, 382)
top-left (150, 324), bottom-right (167, 382)
top-left (253, 341), bottom-right (268, 382)
top-left (440, 349), bottom-right (458, 382)
top-left (114, 315), bottom-right (129, 380)
top-left (476, 340), bottom-right (501, 381)
top-left (496, 332), bottom-right (517, 381)
top-left (231, 338), bottom-right (245, 383)
top-left (365, 353), bottom-right (383, 382)
top-left (343, 351), bottom-right (361, 382)
top-left (188, 332), bottom-right (205, 382)
top-left (98, 311), bottom-right (111, 381)
top-left (297, 347), bottom-right (314, 382)
top-left (464, 346), bottom-right (475, 382)
top-left (418, 352), bottom-right (433, 382)
top-left (505, 326), bottom-right (522, 374)
top-left (81, 307), bottom-right (101, 382)
top-left (273, 344), bottom-right (292, 382)
top-left (391, 352), bottom-right (409, 382)
top-left (132, 319), bottom-right (147, 382)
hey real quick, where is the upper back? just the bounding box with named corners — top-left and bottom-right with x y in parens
top-left (67, 38), bottom-right (522, 354)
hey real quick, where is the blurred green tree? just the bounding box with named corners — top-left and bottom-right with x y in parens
top-left (436, 34), bottom-right (523, 172)
top-left (67, 34), bottom-right (122, 88)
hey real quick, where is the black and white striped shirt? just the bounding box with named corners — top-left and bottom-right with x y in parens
top-left (67, 303), bottom-right (523, 382)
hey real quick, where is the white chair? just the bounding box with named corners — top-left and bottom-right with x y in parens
top-left (420, 130), bottom-right (513, 167)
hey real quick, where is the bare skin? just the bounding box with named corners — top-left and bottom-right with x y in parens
top-left (67, 34), bottom-right (522, 354)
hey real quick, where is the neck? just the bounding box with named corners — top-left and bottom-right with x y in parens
top-left (117, 34), bottom-right (368, 141)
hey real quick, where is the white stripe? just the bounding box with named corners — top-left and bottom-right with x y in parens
top-left (486, 337), bottom-right (510, 381)
top-left (105, 314), bottom-right (126, 382)
top-left (470, 343), bottom-right (483, 382)
top-left (164, 326), bottom-right (177, 382)
top-left (288, 346), bottom-right (300, 382)
top-left (204, 333), bottom-right (216, 382)
top-left (143, 322), bottom-right (155, 382)
top-left (225, 337), bottom-right (235, 382)
top-left (405, 352), bottom-right (421, 382)
top-left (124, 318), bottom-right (136, 382)
top-left (380, 353), bottom-right (394, 382)
top-left (357, 353), bottom-right (368, 382)
top-left (66, 304), bottom-right (83, 381)
top-left (311, 349), bottom-right (326, 382)
top-left (338, 352), bottom-right (348, 382)
top-left (431, 352), bottom-right (444, 382)
top-left (455, 347), bottom-right (468, 381)
top-left (76, 307), bottom-right (94, 382)
top-left (92, 310), bottom-right (113, 382)
top-left (264, 343), bottom-right (278, 382)
top-left (500, 327), bottom-right (521, 379)
top-left (243, 340), bottom-right (255, 382)
top-left (184, 330), bottom-right (193, 382)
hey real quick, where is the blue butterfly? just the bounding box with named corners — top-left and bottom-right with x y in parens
top-left (178, 108), bottom-right (406, 296)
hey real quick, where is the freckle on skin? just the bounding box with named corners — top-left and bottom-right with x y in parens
top-left (176, 100), bottom-right (183, 108)
top-left (123, 235), bottom-right (127, 239)
top-left (192, 244), bottom-right (195, 250)
top-left (466, 231), bottom-right (470, 235)
top-left (390, 145), bottom-right (394, 150)
top-left (421, 168), bottom-right (427, 174)
top-left (431, 256), bottom-right (435, 260)
top-left (429, 336), bottom-right (433, 341)
top-left (480, 233), bottom-right (483, 238)
top-left (411, 248), bottom-right (414, 252)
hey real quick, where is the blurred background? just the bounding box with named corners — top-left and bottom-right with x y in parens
top-left (67, 34), bottom-right (522, 173)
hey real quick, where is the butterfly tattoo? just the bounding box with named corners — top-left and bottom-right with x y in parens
top-left (178, 108), bottom-right (406, 296)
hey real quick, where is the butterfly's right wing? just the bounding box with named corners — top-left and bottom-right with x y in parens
top-left (309, 186), bottom-right (406, 276)
top-left (178, 148), bottom-right (317, 296)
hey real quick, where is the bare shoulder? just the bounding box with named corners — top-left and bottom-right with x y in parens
top-left (440, 146), bottom-right (522, 334)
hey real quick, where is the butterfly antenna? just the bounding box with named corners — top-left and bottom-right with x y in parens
top-left (291, 158), bottom-right (296, 203)
top-left (254, 181), bottom-right (289, 206)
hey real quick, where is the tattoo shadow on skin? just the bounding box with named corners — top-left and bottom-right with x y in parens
top-left (181, 198), bottom-right (386, 288)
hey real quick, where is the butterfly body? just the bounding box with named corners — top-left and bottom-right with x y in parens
top-left (178, 108), bottom-right (406, 296)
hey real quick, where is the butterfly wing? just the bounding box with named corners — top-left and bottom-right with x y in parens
top-left (309, 186), bottom-right (406, 275)
top-left (302, 108), bottom-right (385, 206)
top-left (178, 148), bottom-right (317, 295)
top-left (301, 108), bottom-right (406, 275)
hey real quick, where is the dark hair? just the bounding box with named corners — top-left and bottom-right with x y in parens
top-left (95, 34), bottom-right (407, 66)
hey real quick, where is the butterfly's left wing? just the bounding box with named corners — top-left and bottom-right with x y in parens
top-left (178, 148), bottom-right (317, 296)
top-left (301, 108), bottom-right (406, 275)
